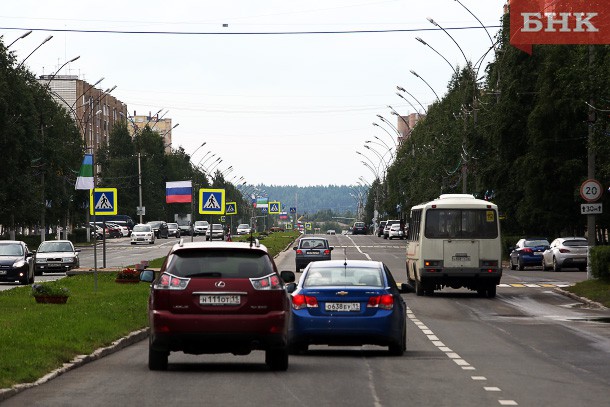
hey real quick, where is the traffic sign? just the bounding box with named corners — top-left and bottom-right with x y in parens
top-left (90, 188), bottom-right (117, 215)
top-left (269, 201), bottom-right (281, 214)
top-left (581, 203), bottom-right (602, 215)
top-left (199, 188), bottom-right (225, 215)
top-left (580, 179), bottom-right (602, 202)
top-left (226, 202), bottom-right (237, 215)
top-left (305, 222), bottom-right (312, 230)
top-left (290, 207), bottom-right (296, 214)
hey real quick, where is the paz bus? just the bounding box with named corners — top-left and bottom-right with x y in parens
top-left (405, 194), bottom-right (502, 298)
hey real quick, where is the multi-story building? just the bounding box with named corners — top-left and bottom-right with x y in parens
top-left (127, 112), bottom-right (175, 154)
top-left (39, 75), bottom-right (128, 153)
top-left (396, 112), bottom-right (425, 144)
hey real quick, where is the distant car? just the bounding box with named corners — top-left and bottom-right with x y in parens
top-left (388, 224), bottom-right (404, 240)
top-left (177, 220), bottom-right (192, 236)
top-left (542, 237), bottom-right (588, 272)
top-left (287, 259), bottom-right (406, 355)
top-left (131, 224), bottom-right (155, 245)
top-left (147, 221), bottom-right (169, 239)
top-left (206, 223), bottom-right (225, 241)
top-left (108, 223), bottom-right (129, 237)
top-left (236, 224), bottom-right (252, 235)
top-left (509, 238), bottom-right (550, 270)
top-left (326, 230), bottom-right (336, 235)
top-left (293, 237), bottom-right (333, 272)
top-left (167, 222), bottom-right (181, 238)
top-left (34, 240), bottom-right (80, 275)
top-left (352, 221), bottom-right (367, 235)
top-left (140, 240), bottom-right (296, 371)
top-left (193, 220), bottom-right (209, 236)
top-left (383, 220), bottom-right (401, 239)
top-left (0, 240), bottom-right (35, 285)
top-left (377, 221), bottom-right (387, 237)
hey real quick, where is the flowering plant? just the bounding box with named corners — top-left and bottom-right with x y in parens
top-left (31, 283), bottom-right (70, 297)
top-left (117, 267), bottom-right (140, 280)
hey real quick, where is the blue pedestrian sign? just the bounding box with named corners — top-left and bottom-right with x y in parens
top-left (290, 207), bottom-right (296, 214)
top-left (90, 188), bottom-right (117, 215)
top-left (226, 202), bottom-right (237, 215)
top-left (199, 188), bottom-right (225, 215)
top-left (269, 201), bottom-right (281, 214)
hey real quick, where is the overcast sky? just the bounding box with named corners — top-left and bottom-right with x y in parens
top-left (2, 0), bottom-right (507, 187)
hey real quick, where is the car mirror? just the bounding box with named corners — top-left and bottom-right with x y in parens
top-left (280, 270), bottom-right (295, 283)
top-left (140, 269), bottom-right (155, 283)
top-left (293, 247), bottom-right (297, 251)
top-left (285, 282), bottom-right (297, 293)
top-left (75, 248), bottom-right (81, 252)
top-left (329, 246), bottom-right (334, 251)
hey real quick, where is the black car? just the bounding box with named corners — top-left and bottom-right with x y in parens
top-left (352, 221), bottom-right (367, 235)
top-left (0, 240), bottom-right (35, 285)
top-left (293, 237), bottom-right (333, 272)
top-left (377, 221), bottom-right (387, 237)
top-left (147, 221), bottom-right (169, 239)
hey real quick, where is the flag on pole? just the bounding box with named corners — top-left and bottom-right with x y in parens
top-left (166, 181), bottom-right (192, 203)
top-left (75, 154), bottom-right (94, 190)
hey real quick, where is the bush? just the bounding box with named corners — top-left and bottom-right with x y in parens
top-left (590, 246), bottom-right (610, 282)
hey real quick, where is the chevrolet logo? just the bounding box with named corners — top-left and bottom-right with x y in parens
top-left (336, 291), bottom-right (348, 296)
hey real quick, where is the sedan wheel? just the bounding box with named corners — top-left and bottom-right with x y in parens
top-left (510, 258), bottom-right (516, 270)
top-left (553, 257), bottom-right (561, 272)
top-left (517, 258), bottom-right (524, 271)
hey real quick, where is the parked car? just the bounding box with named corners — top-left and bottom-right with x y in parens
top-left (193, 220), bottom-right (209, 236)
top-left (377, 221), bottom-right (387, 237)
top-left (147, 221), bottom-right (169, 239)
top-left (140, 240), bottom-right (296, 371)
top-left (352, 221), bottom-right (367, 235)
top-left (287, 259), bottom-right (406, 355)
top-left (388, 224), bottom-right (404, 240)
top-left (383, 220), bottom-right (402, 239)
top-left (0, 240), bottom-right (35, 285)
top-left (167, 222), bottom-right (181, 238)
top-left (206, 223), bottom-right (225, 241)
top-left (34, 240), bottom-right (80, 275)
top-left (176, 220), bottom-right (192, 236)
top-left (131, 224), bottom-right (155, 245)
top-left (542, 237), bottom-right (588, 272)
top-left (293, 237), bottom-right (333, 272)
top-left (108, 222), bottom-right (129, 237)
top-left (326, 230), bottom-right (336, 235)
top-left (236, 223), bottom-right (252, 235)
top-left (509, 238), bottom-right (550, 270)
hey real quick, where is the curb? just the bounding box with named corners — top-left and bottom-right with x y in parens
top-left (0, 328), bottom-right (149, 403)
top-left (553, 287), bottom-right (608, 310)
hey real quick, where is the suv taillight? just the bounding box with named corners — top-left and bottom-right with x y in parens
top-left (155, 272), bottom-right (190, 290)
top-left (250, 273), bottom-right (282, 290)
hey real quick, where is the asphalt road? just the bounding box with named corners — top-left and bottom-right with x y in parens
top-left (3, 233), bottom-right (610, 406)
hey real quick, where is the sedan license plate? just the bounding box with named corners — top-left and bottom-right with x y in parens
top-left (0, 270), bottom-right (6, 275)
top-left (325, 302), bottom-right (360, 312)
top-left (307, 250), bottom-right (320, 255)
top-left (200, 295), bottom-right (240, 305)
top-left (48, 263), bottom-right (61, 267)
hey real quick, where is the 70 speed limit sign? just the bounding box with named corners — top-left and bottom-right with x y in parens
top-left (580, 179), bottom-right (602, 202)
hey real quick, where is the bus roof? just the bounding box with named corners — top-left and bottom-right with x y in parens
top-left (410, 194), bottom-right (497, 210)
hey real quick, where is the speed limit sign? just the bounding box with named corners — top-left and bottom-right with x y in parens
top-left (580, 179), bottom-right (602, 202)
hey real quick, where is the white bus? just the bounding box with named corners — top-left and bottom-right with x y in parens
top-left (405, 194), bottom-right (502, 297)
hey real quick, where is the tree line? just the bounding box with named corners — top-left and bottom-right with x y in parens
top-left (365, 14), bottom-right (610, 242)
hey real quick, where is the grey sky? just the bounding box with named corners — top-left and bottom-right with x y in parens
top-left (1, 0), bottom-right (507, 186)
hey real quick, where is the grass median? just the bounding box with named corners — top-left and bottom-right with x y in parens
top-left (0, 230), bottom-right (300, 390)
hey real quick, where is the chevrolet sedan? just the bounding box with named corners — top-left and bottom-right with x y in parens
top-left (287, 260), bottom-right (406, 355)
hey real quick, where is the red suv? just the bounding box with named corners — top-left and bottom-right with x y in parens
top-left (140, 241), bottom-right (295, 371)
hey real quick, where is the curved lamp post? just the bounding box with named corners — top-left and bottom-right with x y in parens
top-left (17, 35), bottom-right (53, 69)
top-left (396, 86), bottom-right (427, 115)
top-left (427, 17), bottom-right (468, 65)
top-left (7, 30), bottom-right (32, 49)
top-left (410, 70), bottom-right (440, 102)
top-left (415, 37), bottom-right (458, 75)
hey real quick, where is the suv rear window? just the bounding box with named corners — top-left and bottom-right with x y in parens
top-left (166, 249), bottom-right (274, 278)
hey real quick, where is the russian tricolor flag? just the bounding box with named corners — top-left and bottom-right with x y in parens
top-left (166, 181), bottom-right (192, 203)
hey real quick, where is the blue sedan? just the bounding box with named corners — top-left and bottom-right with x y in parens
top-left (287, 260), bottom-right (406, 355)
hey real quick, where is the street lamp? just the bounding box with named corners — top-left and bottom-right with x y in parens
top-left (7, 30), bottom-right (32, 49)
top-left (17, 35), bottom-right (53, 69)
top-left (189, 142), bottom-right (207, 163)
top-left (356, 151), bottom-right (380, 177)
top-left (427, 17), bottom-right (469, 65)
top-left (410, 70), bottom-right (440, 102)
top-left (396, 86), bottom-right (427, 115)
top-left (415, 37), bottom-right (458, 75)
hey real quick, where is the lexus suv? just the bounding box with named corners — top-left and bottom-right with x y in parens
top-left (140, 241), bottom-right (296, 371)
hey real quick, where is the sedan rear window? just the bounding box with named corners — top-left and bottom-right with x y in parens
top-left (166, 249), bottom-right (274, 278)
top-left (304, 266), bottom-right (383, 287)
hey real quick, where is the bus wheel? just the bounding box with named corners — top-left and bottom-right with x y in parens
top-left (415, 279), bottom-right (425, 296)
top-left (486, 285), bottom-right (497, 298)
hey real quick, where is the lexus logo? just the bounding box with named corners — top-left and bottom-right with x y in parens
top-left (215, 281), bottom-right (226, 288)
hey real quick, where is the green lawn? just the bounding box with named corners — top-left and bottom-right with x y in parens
top-left (565, 279), bottom-right (610, 308)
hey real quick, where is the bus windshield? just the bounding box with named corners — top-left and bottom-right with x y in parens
top-left (424, 209), bottom-right (498, 239)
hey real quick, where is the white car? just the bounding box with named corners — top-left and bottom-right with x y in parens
top-left (206, 224), bottom-right (225, 241)
top-left (34, 240), bottom-right (80, 275)
top-left (388, 224), bottom-right (404, 240)
top-left (236, 224), bottom-right (252, 235)
top-left (193, 220), bottom-right (209, 236)
top-left (542, 237), bottom-right (588, 272)
top-left (130, 224), bottom-right (155, 245)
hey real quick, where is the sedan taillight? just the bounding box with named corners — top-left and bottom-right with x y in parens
top-left (367, 294), bottom-right (394, 310)
top-left (292, 294), bottom-right (318, 309)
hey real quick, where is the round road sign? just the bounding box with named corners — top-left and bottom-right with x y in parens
top-left (580, 179), bottom-right (602, 202)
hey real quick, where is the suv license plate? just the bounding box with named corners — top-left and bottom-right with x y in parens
top-left (200, 295), bottom-right (240, 305)
top-left (325, 302), bottom-right (360, 312)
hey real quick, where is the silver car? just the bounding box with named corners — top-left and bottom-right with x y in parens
top-left (206, 224), bottom-right (225, 241)
top-left (131, 224), bottom-right (155, 245)
top-left (542, 237), bottom-right (588, 272)
top-left (34, 240), bottom-right (80, 275)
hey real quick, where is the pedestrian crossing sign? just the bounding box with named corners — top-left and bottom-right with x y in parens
top-left (269, 201), bottom-right (281, 214)
top-left (90, 188), bottom-right (117, 215)
top-left (199, 188), bottom-right (225, 215)
top-left (226, 202), bottom-right (237, 215)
